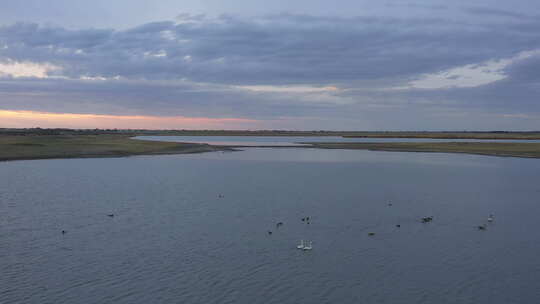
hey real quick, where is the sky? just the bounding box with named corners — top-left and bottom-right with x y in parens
top-left (1, 0), bottom-right (540, 130)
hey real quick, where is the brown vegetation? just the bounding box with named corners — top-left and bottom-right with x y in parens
top-left (307, 142), bottom-right (540, 158)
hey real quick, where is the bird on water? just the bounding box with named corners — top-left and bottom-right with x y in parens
top-left (421, 216), bottom-right (433, 223)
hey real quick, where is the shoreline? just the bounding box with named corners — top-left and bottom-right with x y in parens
top-left (0, 135), bottom-right (233, 163)
top-left (0, 147), bottom-right (230, 163)
top-left (302, 142), bottom-right (540, 159)
top-left (210, 142), bottom-right (540, 159)
top-left (2, 134), bottom-right (540, 162)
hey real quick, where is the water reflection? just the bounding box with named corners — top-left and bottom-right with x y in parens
top-left (176, 147), bottom-right (500, 168)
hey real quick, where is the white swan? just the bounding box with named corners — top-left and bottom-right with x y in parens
top-left (488, 214), bottom-right (494, 222)
top-left (297, 240), bottom-right (305, 249)
top-left (303, 241), bottom-right (313, 251)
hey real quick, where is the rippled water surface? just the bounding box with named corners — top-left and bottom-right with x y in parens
top-left (2, 149), bottom-right (540, 304)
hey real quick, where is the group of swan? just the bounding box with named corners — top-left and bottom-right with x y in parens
top-left (297, 239), bottom-right (313, 251)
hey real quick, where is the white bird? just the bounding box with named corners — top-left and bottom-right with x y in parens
top-left (297, 240), bottom-right (305, 249)
top-left (303, 241), bottom-right (313, 251)
top-left (488, 214), bottom-right (494, 222)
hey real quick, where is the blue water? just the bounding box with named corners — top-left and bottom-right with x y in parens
top-left (135, 135), bottom-right (540, 146)
top-left (2, 148), bottom-right (540, 303)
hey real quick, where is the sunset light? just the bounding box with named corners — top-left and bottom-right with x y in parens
top-left (0, 110), bottom-right (257, 129)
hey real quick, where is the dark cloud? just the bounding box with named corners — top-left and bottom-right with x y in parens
top-left (384, 3), bottom-right (448, 10)
top-left (1, 14), bottom-right (539, 85)
top-left (464, 7), bottom-right (538, 20)
top-left (503, 53), bottom-right (540, 82)
top-left (1, 11), bottom-right (540, 130)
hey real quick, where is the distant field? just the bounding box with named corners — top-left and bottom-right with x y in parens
top-left (0, 135), bottom-right (226, 162)
top-left (307, 142), bottom-right (540, 158)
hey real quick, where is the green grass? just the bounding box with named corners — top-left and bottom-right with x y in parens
top-left (0, 135), bottom-right (225, 162)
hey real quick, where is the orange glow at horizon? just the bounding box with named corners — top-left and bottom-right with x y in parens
top-left (0, 110), bottom-right (258, 129)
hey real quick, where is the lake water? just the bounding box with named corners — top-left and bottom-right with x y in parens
top-left (2, 148), bottom-right (540, 303)
top-left (136, 135), bottom-right (540, 146)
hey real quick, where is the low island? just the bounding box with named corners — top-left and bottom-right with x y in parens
top-left (305, 142), bottom-right (540, 159)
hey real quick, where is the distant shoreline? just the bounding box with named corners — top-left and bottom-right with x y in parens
top-left (2, 128), bottom-right (540, 140)
top-left (208, 142), bottom-right (540, 159)
top-left (302, 142), bottom-right (540, 159)
top-left (1, 132), bottom-right (540, 162)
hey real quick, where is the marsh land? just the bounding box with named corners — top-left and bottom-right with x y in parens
top-left (0, 134), bottom-right (226, 162)
top-left (2, 129), bottom-right (540, 161)
top-left (307, 142), bottom-right (540, 159)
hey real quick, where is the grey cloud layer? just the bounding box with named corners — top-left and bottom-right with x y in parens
top-left (2, 14), bottom-right (539, 84)
top-left (1, 11), bottom-right (540, 129)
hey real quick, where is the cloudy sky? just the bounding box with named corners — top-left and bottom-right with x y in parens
top-left (1, 0), bottom-right (539, 130)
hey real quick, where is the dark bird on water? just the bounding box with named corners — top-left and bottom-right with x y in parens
top-left (368, 232), bottom-right (375, 236)
top-left (396, 224), bottom-right (401, 228)
top-left (421, 216), bottom-right (433, 223)
top-left (477, 225), bottom-right (487, 230)
top-left (107, 214), bottom-right (115, 217)
top-left (276, 222), bottom-right (284, 228)
top-left (268, 231), bottom-right (273, 235)
top-left (61, 230), bottom-right (66, 234)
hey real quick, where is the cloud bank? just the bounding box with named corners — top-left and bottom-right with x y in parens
top-left (1, 8), bottom-right (540, 130)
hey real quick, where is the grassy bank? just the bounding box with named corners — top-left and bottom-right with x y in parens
top-left (0, 135), bottom-right (227, 162)
top-left (307, 142), bottom-right (540, 158)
